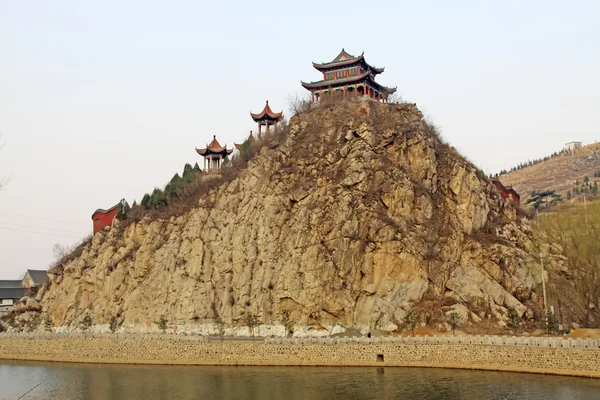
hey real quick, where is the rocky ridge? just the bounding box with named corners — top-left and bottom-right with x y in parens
top-left (25, 101), bottom-right (538, 335)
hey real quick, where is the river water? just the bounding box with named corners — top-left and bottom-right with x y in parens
top-left (1, 361), bottom-right (599, 400)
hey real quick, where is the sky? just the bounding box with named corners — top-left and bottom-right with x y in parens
top-left (1, 0), bottom-right (599, 278)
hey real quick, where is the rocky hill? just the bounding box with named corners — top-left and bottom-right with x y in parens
top-left (501, 143), bottom-right (600, 202)
top-left (15, 101), bottom-right (540, 335)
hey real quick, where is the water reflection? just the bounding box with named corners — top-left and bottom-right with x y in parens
top-left (1, 361), bottom-right (599, 400)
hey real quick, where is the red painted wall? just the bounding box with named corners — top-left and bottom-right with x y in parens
top-left (492, 179), bottom-right (520, 206)
top-left (92, 207), bottom-right (119, 235)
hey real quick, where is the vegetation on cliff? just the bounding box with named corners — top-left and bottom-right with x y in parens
top-left (6, 100), bottom-right (542, 336)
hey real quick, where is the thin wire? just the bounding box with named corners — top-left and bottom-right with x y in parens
top-left (0, 226), bottom-right (81, 239)
top-left (0, 211), bottom-right (85, 225)
top-left (17, 380), bottom-right (46, 400)
top-left (0, 221), bottom-right (82, 234)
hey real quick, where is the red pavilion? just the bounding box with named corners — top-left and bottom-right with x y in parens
top-left (250, 101), bottom-right (283, 136)
top-left (195, 135), bottom-right (233, 172)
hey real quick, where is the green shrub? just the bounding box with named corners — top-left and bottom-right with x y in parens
top-left (446, 312), bottom-right (462, 335)
top-left (507, 309), bottom-right (521, 334)
top-left (109, 315), bottom-right (119, 333)
top-left (156, 315), bottom-right (168, 333)
top-left (81, 315), bottom-right (93, 332)
top-left (403, 310), bottom-right (422, 336)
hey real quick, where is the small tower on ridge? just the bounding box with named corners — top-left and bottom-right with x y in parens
top-left (250, 101), bottom-right (283, 136)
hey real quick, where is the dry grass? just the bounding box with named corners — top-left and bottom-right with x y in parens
top-left (501, 143), bottom-right (600, 202)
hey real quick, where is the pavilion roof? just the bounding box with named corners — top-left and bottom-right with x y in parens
top-left (250, 101), bottom-right (283, 122)
top-left (301, 70), bottom-right (397, 95)
top-left (312, 49), bottom-right (384, 74)
top-left (235, 131), bottom-right (256, 151)
top-left (196, 135), bottom-right (233, 156)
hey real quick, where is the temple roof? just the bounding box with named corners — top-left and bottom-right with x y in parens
top-left (92, 202), bottom-right (122, 217)
top-left (301, 70), bottom-right (397, 95)
top-left (196, 135), bottom-right (233, 156)
top-left (235, 131), bottom-right (256, 151)
top-left (250, 101), bottom-right (283, 122)
top-left (312, 49), bottom-right (384, 74)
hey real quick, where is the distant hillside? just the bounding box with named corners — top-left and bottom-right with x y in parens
top-left (500, 143), bottom-right (600, 202)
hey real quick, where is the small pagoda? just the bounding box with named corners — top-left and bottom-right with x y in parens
top-left (301, 49), bottom-right (396, 104)
top-left (195, 135), bottom-right (233, 172)
top-left (234, 131), bottom-right (256, 151)
top-left (250, 101), bottom-right (283, 136)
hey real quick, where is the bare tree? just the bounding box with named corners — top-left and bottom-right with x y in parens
top-left (285, 93), bottom-right (311, 116)
top-left (537, 205), bottom-right (600, 327)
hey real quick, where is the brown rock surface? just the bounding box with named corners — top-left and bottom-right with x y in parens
top-left (37, 101), bottom-right (536, 333)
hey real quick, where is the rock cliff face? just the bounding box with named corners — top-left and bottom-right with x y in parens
top-left (37, 101), bottom-right (537, 334)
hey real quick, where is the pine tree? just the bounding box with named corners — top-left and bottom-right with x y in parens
top-left (141, 193), bottom-right (151, 209)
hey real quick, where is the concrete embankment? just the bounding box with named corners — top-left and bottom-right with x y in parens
top-left (1, 333), bottom-right (599, 378)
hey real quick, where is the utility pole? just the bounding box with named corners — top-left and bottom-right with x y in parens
top-left (536, 208), bottom-right (548, 312)
top-left (540, 252), bottom-right (548, 313)
top-left (583, 193), bottom-right (589, 228)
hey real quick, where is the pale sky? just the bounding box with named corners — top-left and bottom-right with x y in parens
top-left (1, 1), bottom-right (599, 278)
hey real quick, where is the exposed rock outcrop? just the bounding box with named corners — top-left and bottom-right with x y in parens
top-left (37, 101), bottom-right (536, 334)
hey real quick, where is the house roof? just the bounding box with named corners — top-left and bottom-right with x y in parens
top-left (0, 280), bottom-right (22, 289)
top-left (235, 131), bottom-right (256, 151)
top-left (196, 135), bottom-right (233, 156)
top-left (312, 49), bottom-right (385, 74)
top-left (26, 270), bottom-right (49, 286)
top-left (250, 101), bottom-right (283, 122)
top-left (0, 287), bottom-right (27, 300)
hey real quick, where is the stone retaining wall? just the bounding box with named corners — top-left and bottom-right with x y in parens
top-left (1, 334), bottom-right (599, 378)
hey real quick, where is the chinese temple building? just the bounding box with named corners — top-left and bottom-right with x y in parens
top-left (301, 49), bottom-right (396, 104)
top-left (251, 101), bottom-right (283, 136)
top-left (234, 131), bottom-right (256, 151)
top-left (195, 135), bottom-right (233, 172)
top-left (91, 199), bottom-right (128, 235)
top-left (491, 175), bottom-right (520, 206)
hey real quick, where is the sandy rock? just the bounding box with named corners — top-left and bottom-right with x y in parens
top-left (37, 102), bottom-right (536, 333)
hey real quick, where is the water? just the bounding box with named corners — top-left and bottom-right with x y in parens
top-left (1, 361), bottom-right (599, 400)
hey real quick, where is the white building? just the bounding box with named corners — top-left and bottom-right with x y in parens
top-left (564, 141), bottom-right (582, 151)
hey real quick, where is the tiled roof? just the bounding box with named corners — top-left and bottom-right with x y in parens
top-left (26, 270), bottom-right (49, 286)
top-left (312, 49), bottom-right (384, 74)
top-left (0, 280), bottom-right (22, 289)
top-left (196, 135), bottom-right (233, 156)
top-left (92, 202), bottom-right (122, 217)
top-left (301, 70), bottom-right (397, 95)
top-left (250, 101), bottom-right (283, 122)
top-left (0, 287), bottom-right (27, 300)
top-left (235, 131), bottom-right (256, 151)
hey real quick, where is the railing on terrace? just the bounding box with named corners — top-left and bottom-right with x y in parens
top-left (1, 332), bottom-right (598, 349)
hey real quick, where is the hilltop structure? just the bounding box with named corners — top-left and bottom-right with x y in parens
top-left (250, 101), bottom-right (283, 136)
top-left (564, 141), bottom-right (582, 152)
top-left (491, 176), bottom-right (520, 206)
top-left (91, 199), bottom-right (128, 235)
top-left (235, 131), bottom-right (256, 151)
top-left (195, 135), bottom-right (233, 172)
top-left (301, 49), bottom-right (396, 104)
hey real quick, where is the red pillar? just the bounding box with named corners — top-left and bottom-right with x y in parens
top-left (319, 89), bottom-right (323, 103)
top-left (311, 92), bottom-right (315, 103)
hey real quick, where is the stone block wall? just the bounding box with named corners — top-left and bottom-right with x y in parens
top-left (0, 334), bottom-right (599, 378)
